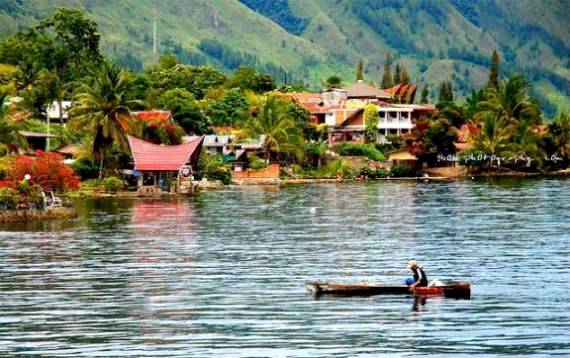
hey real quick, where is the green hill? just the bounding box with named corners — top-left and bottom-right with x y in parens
top-left (0, 0), bottom-right (568, 115)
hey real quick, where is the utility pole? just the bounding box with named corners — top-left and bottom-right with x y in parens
top-left (152, 7), bottom-right (157, 63)
top-left (46, 112), bottom-right (50, 151)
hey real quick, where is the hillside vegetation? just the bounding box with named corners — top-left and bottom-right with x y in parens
top-left (0, 0), bottom-right (568, 114)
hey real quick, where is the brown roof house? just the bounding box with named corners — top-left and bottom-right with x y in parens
top-left (346, 80), bottom-right (392, 101)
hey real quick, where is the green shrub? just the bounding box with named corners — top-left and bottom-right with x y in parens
top-left (197, 152), bottom-right (233, 185)
top-left (390, 165), bottom-right (420, 178)
top-left (359, 166), bottom-right (389, 179)
top-left (207, 168), bottom-right (232, 185)
top-left (290, 164), bottom-right (317, 179)
top-left (103, 177), bottom-right (123, 193)
top-left (248, 154), bottom-right (267, 170)
top-left (318, 159), bottom-right (353, 179)
top-left (70, 159), bottom-right (99, 180)
top-left (0, 187), bottom-right (18, 208)
top-left (335, 143), bottom-right (385, 161)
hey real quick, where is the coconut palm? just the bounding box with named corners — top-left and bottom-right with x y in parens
top-left (68, 62), bottom-right (142, 178)
top-left (241, 96), bottom-right (304, 163)
top-left (503, 123), bottom-right (545, 169)
top-left (472, 114), bottom-right (513, 167)
top-left (548, 112), bottom-right (570, 164)
top-left (0, 95), bottom-right (27, 155)
top-left (476, 75), bottom-right (540, 125)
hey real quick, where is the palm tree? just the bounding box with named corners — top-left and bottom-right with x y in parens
top-left (504, 123), bottom-right (545, 169)
top-left (472, 114), bottom-right (513, 167)
top-left (548, 112), bottom-right (570, 164)
top-left (476, 75), bottom-right (540, 125)
top-left (0, 95), bottom-right (27, 155)
top-left (241, 96), bottom-right (304, 163)
top-left (68, 62), bottom-right (142, 178)
top-left (305, 141), bottom-right (327, 168)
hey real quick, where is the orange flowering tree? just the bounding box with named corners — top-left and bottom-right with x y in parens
top-left (0, 151), bottom-right (80, 192)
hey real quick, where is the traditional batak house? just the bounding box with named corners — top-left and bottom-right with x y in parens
top-left (383, 83), bottom-right (417, 104)
top-left (127, 135), bottom-right (203, 194)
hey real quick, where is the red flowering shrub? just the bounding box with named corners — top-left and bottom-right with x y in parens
top-left (1, 151), bottom-right (80, 192)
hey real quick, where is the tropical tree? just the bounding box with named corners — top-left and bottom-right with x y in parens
top-left (324, 75), bottom-right (343, 89)
top-left (364, 103), bottom-right (378, 143)
top-left (147, 62), bottom-right (226, 101)
top-left (393, 63), bottom-right (402, 84)
top-left (0, 95), bottom-right (26, 155)
top-left (546, 112), bottom-right (570, 165)
top-left (36, 8), bottom-right (102, 138)
top-left (463, 89), bottom-right (485, 122)
top-left (420, 84), bottom-right (429, 103)
top-left (487, 49), bottom-right (500, 90)
top-left (381, 53), bottom-right (393, 88)
top-left (305, 141), bottom-right (327, 169)
top-left (438, 81), bottom-right (454, 103)
top-left (156, 88), bottom-right (211, 134)
top-left (401, 66), bottom-right (410, 85)
top-left (209, 88), bottom-right (250, 126)
top-left (504, 123), bottom-right (545, 170)
top-left (227, 66), bottom-right (275, 93)
top-left (405, 116), bottom-right (456, 166)
top-left (241, 96), bottom-right (304, 163)
top-left (68, 62), bottom-right (142, 178)
top-left (476, 75), bottom-right (541, 126)
top-left (471, 114), bottom-right (513, 167)
top-left (437, 101), bottom-right (465, 128)
top-left (355, 58), bottom-right (364, 81)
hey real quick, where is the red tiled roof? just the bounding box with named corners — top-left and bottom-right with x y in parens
top-left (133, 110), bottom-right (173, 122)
top-left (383, 84), bottom-right (417, 101)
top-left (457, 124), bottom-right (478, 143)
top-left (282, 92), bottom-right (322, 103)
top-left (128, 135), bottom-right (203, 171)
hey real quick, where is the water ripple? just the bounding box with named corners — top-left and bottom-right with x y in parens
top-left (0, 179), bottom-right (569, 356)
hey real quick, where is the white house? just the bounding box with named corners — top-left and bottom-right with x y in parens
top-left (46, 101), bottom-right (72, 122)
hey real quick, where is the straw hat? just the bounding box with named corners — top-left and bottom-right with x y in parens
top-left (407, 260), bottom-right (418, 269)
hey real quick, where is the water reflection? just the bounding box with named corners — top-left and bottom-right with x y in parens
top-left (1, 180), bottom-right (569, 356)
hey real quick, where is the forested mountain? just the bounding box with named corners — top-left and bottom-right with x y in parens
top-left (0, 0), bottom-right (568, 114)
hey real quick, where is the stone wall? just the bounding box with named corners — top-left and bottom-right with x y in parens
top-left (232, 164), bottom-right (280, 180)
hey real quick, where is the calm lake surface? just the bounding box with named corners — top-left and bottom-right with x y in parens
top-left (1, 179), bottom-right (569, 357)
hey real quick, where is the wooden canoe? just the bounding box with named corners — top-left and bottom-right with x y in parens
top-left (305, 281), bottom-right (471, 299)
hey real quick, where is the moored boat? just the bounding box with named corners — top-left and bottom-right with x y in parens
top-left (305, 281), bottom-right (471, 299)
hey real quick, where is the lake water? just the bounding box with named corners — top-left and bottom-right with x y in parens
top-left (1, 179), bottom-right (569, 357)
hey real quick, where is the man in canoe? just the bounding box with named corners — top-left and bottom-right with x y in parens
top-left (406, 260), bottom-right (428, 291)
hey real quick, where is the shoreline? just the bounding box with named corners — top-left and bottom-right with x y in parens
top-left (64, 169), bottom-right (570, 197)
top-left (0, 207), bottom-right (77, 223)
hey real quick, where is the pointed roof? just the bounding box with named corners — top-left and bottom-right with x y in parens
top-left (384, 84), bottom-right (417, 102)
top-left (127, 135), bottom-right (204, 171)
top-left (346, 80), bottom-right (391, 99)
